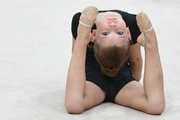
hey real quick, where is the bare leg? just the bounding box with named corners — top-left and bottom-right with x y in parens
top-left (115, 13), bottom-right (165, 114)
top-left (136, 12), bottom-right (165, 108)
top-left (65, 7), bottom-right (105, 114)
top-left (142, 18), bottom-right (165, 111)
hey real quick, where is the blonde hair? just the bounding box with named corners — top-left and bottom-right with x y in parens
top-left (94, 41), bottom-right (130, 77)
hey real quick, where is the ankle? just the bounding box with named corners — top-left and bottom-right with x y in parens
top-left (77, 26), bottom-right (91, 38)
top-left (145, 21), bottom-right (153, 32)
top-left (79, 18), bottom-right (91, 27)
top-left (144, 35), bottom-right (158, 50)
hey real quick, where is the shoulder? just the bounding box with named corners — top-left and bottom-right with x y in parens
top-left (72, 12), bottom-right (81, 22)
top-left (71, 12), bottom-right (81, 39)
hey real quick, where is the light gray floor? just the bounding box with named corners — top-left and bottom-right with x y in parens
top-left (0, 0), bottom-right (180, 120)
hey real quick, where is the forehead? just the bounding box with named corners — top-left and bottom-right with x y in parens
top-left (96, 12), bottom-right (122, 24)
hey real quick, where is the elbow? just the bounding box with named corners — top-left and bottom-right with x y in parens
top-left (65, 98), bottom-right (85, 114)
top-left (145, 100), bottom-right (165, 115)
top-left (146, 105), bottom-right (165, 115)
top-left (130, 56), bottom-right (142, 65)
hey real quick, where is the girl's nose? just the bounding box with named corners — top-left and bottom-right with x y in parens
top-left (107, 18), bottom-right (117, 27)
top-left (109, 21), bottom-right (117, 27)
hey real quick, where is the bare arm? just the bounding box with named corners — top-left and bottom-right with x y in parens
top-left (129, 38), bottom-right (142, 81)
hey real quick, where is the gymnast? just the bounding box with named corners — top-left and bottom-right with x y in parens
top-left (65, 6), bottom-right (165, 114)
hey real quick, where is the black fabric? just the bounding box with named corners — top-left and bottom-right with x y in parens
top-left (71, 10), bottom-right (141, 45)
top-left (86, 52), bottom-right (135, 102)
top-left (70, 10), bottom-right (140, 102)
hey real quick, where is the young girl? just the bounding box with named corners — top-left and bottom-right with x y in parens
top-left (65, 6), bottom-right (165, 114)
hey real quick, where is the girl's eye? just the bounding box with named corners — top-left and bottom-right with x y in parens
top-left (117, 31), bottom-right (124, 35)
top-left (102, 31), bottom-right (109, 36)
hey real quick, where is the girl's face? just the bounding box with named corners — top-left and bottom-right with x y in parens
top-left (95, 12), bottom-right (131, 47)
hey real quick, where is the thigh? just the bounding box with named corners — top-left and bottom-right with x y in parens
top-left (83, 51), bottom-right (108, 109)
top-left (108, 63), bottom-right (135, 102)
top-left (83, 81), bottom-right (106, 109)
top-left (114, 81), bottom-right (148, 112)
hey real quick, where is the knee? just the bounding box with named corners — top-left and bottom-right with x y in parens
top-left (65, 98), bottom-right (84, 114)
top-left (146, 100), bottom-right (165, 115)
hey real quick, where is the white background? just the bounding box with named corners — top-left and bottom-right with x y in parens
top-left (0, 0), bottom-right (180, 119)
